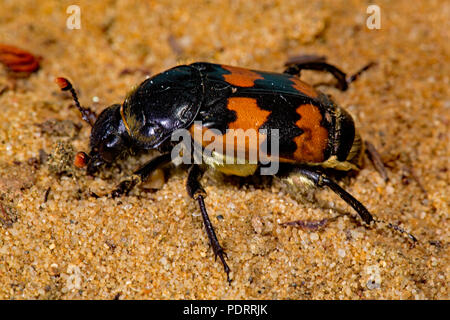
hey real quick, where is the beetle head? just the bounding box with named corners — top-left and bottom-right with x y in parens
top-left (87, 104), bottom-right (131, 175)
top-left (55, 78), bottom-right (132, 175)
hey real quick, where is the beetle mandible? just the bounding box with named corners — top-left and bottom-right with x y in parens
top-left (56, 56), bottom-right (417, 283)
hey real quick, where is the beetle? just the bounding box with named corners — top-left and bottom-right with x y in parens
top-left (56, 55), bottom-right (417, 283)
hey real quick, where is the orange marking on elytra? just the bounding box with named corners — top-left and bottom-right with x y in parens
top-left (227, 97), bottom-right (270, 131)
top-left (292, 104), bottom-right (328, 163)
top-left (222, 65), bottom-right (263, 87)
top-left (290, 76), bottom-right (319, 98)
top-left (188, 97), bottom-right (271, 161)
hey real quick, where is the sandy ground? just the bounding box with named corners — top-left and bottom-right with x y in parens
top-left (0, 0), bottom-right (448, 299)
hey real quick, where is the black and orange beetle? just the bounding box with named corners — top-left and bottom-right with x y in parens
top-left (56, 56), bottom-right (417, 283)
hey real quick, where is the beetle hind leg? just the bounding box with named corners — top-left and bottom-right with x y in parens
top-left (283, 166), bottom-right (417, 243)
top-left (284, 55), bottom-right (375, 91)
top-left (187, 165), bottom-right (231, 283)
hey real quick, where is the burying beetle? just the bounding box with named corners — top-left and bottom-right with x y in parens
top-left (56, 56), bottom-right (417, 283)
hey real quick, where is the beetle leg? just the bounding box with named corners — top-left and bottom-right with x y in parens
top-left (111, 152), bottom-right (171, 198)
top-left (284, 56), bottom-right (375, 91)
top-left (288, 167), bottom-right (374, 224)
top-left (364, 140), bottom-right (389, 182)
top-left (187, 164), bottom-right (231, 283)
top-left (288, 166), bottom-right (418, 243)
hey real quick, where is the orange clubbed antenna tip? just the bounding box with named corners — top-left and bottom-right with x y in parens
top-left (55, 77), bottom-right (72, 91)
top-left (74, 151), bottom-right (89, 168)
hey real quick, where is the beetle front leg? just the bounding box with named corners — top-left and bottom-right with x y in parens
top-left (284, 55), bottom-right (375, 91)
top-left (187, 164), bottom-right (231, 283)
top-left (111, 152), bottom-right (172, 198)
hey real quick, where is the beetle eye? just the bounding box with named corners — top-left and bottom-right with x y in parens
top-left (97, 135), bottom-right (122, 162)
top-left (105, 135), bottom-right (119, 148)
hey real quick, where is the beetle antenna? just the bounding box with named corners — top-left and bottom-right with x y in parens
top-left (55, 77), bottom-right (97, 126)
